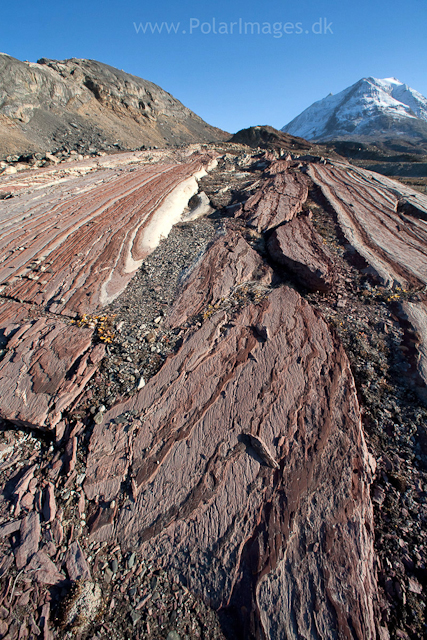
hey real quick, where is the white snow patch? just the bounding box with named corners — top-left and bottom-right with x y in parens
top-left (282, 76), bottom-right (427, 139)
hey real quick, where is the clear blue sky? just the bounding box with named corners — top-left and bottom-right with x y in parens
top-left (1, 0), bottom-right (426, 133)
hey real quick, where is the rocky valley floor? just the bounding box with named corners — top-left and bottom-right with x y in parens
top-left (0, 144), bottom-right (427, 640)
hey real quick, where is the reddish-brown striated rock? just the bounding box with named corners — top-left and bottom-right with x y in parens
top-left (400, 300), bottom-right (427, 402)
top-left (85, 275), bottom-right (377, 639)
top-left (15, 512), bottom-right (40, 570)
top-left (0, 299), bottom-right (34, 337)
top-left (42, 484), bottom-right (56, 523)
top-left (0, 150), bottom-right (217, 430)
top-left (65, 541), bottom-right (91, 581)
top-left (267, 215), bottom-right (336, 291)
top-left (50, 519), bottom-right (64, 547)
top-left (10, 465), bottom-right (36, 517)
top-left (166, 228), bottom-right (273, 329)
top-left (87, 503), bottom-right (118, 543)
top-left (0, 520), bottom-right (21, 538)
top-left (236, 163), bottom-right (309, 232)
top-left (308, 162), bottom-right (427, 288)
top-left (0, 311), bottom-right (105, 429)
top-left (0, 152), bottom-right (217, 316)
top-left (64, 437), bottom-right (78, 475)
top-left (26, 551), bottom-right (65, 585)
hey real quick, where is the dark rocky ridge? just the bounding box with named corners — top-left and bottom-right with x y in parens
top-left (0, 54), bottom-right (228, 160)
top-left (230, 125), bottom-right (312, 152)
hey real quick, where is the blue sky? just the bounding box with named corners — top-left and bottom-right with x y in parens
top-left (1, 0), bottom-right (426, 133)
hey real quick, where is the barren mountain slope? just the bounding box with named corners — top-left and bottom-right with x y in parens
top-left (0, 54), bottom-right (228, 160)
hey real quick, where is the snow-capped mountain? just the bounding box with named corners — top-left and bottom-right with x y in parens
top-left (282, 77), bottom-right (427, 142)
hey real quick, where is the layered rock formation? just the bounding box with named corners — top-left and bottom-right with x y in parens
top-left (400, 300), bottom-right (427, 402)
top-left (308, 160), bottom-right (427, 395)
top-left (0, 147), bottom-right (217, 428)
top-left (84, 231), bottom-right (377, 640)
top-left (0, 54), bottom-right (228, 160)
top-left (236, 164), bottom-right (309, 232)
top-left (308, 162), bottom-right (427, 288)
top-left (267, 215), bottom-right (336, 291)
top-left (1, 142), bottom-right (427, 640)
top-left (0, 300), bottom-right (104, 429)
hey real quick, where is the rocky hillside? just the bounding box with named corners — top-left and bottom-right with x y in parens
top-left (0, 54), bottom-right (228, 160)
top-left (282, 76), bottom-right (427, 149)
top-left (0, 140), bottom-right (427, 639)
top-left (230, 125), bottom-right (313, 152)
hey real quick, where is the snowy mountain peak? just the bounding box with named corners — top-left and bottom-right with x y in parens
top-left (282, 76), bottom-right (427, 142)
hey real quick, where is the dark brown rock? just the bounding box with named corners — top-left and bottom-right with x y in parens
top-left (230, 126), bottom-right (312, 152)
top-left (64, 437), bottom-right (78, 475)
top-left (42, 484), bottom-right (56, 523)
top-left (87, 503), bottom-right (117, 542)
top-left (65, 541), bottom-right (91, 581)
top-left (267, 216), bottom-right (336, 291)
top-left (26, 551), bottom-right (65, 585)
top-left (15, 512), bottom-right (40, 570)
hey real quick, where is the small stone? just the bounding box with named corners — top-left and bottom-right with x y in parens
top-left (43, 483), bottom-right (57, 522)
top-left (65, 541), bottom-right (91, 581)
top-left (128, 552), bottom-right (136, 569)
top-left (94, 412), bottom-right (104, 425)
top-left (167, 632), bottom-right (181, 640)
top-left (146, 332), bottom-right (156, 343)
top-left (154, 316), bottom-right (162, 324)
top-left (137, 377), bottom-right (145, 390)
top-left (76, 473), bottom-right (86, 486)
top-left (111, 558), bottom-right (119, 573)
top-left (4, 166), bottom-right (17, 175)
top-left (45, 153), bottom-right (60, 164)
top-left (130, 610), bottom-right (142, 625)
top-left (15, 512), bottom-right (40, 569)
top-left (408, 577), bottom-right (423, 594)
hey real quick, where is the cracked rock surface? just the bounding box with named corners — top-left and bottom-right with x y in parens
top-left (0, 144), bottom-right (426, 640)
